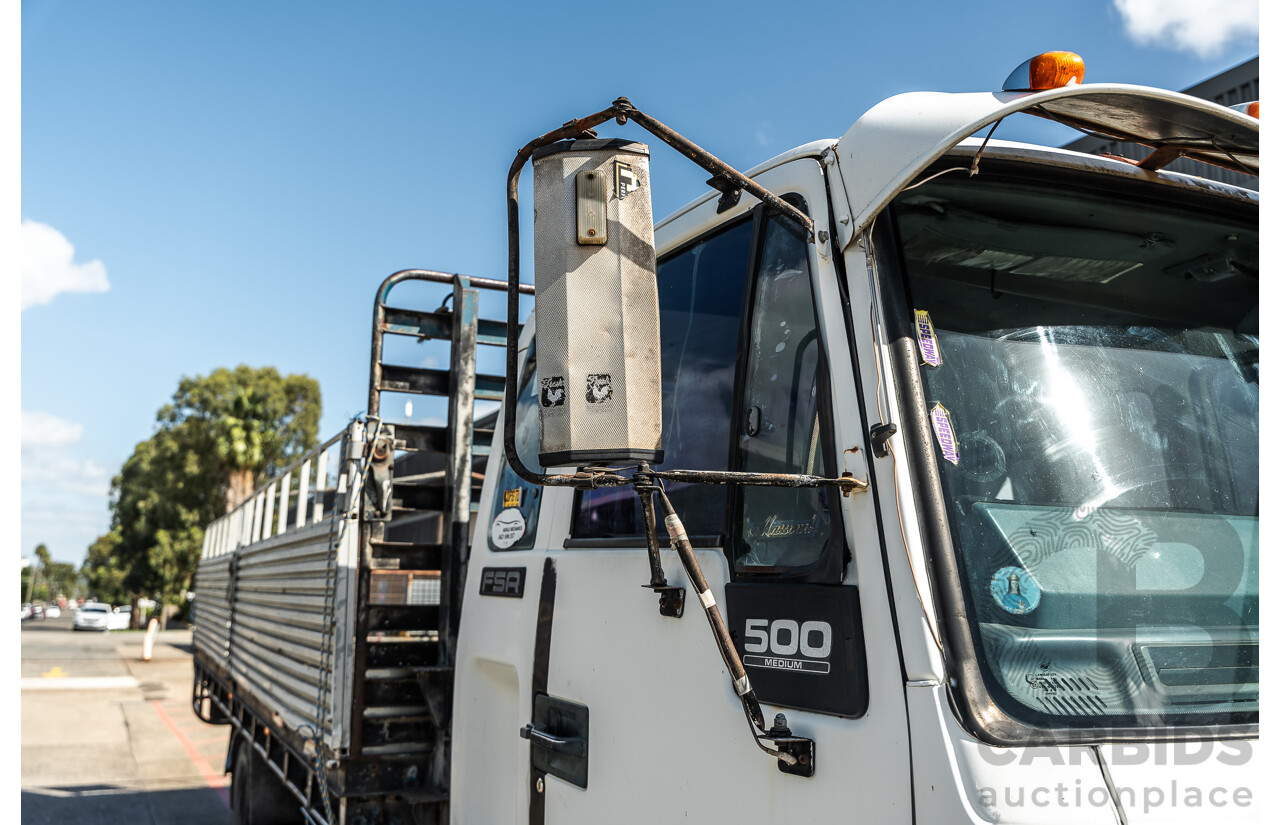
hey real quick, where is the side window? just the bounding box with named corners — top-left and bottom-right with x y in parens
top-left (573, 219), bottom-right (754, 539)
top-left (488, 348), bottom-right (543, 551)
top-left (732, 211), bottom-right (841, 579)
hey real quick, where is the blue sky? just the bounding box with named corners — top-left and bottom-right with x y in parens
top-left (16, 0), bottom-right (1263, 565)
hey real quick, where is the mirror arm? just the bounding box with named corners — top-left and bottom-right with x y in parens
top-left (610, 98), bottom-right (814, 243)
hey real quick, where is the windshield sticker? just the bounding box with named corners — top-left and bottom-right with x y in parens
top-left (761, 514), bottom-right (819, 538)
top-left (491, 508), bottom-right (527, 549)
top-left (929, 403), bottom-right (960, 465)
top-left (915, 310), bottom-right (942, 367)
top-left (503, 487), bottom-right (522, 508)
top-left (990, 566), bottom-right (1042, 615)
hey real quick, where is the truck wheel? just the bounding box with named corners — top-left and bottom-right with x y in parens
top-left (230, 737), bottom-right (302, 824)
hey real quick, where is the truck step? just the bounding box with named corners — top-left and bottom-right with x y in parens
top-left (357, 742), bottom-right (434, 757)
top-left (362, 716), bottom-right (435, 746)
top-left (363, 676), bottom-right (433, 705)
top-left (365, 638), bottom-right (441, 668)
top-left (378, 364), bottom-right (505, 401)
top-left (362, 705), bottom-right (434, 721)
top-left (394, 788), bottom-right (449, 806)
top-left (381, 305), bottom-right (510, 347)
top-left (392, 483), bottom-right (445, 513)
top-left (367, 604), bottom-right (441, 632)
top-left (369, 540), bottom-right (445, 570)
top-left (394, 423), bottom-right (494, 455)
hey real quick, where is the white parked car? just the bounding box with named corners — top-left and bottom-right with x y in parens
top-left (44, 604), bottom-right (62, 619)
top-left (109, 607), bottom-right (132, 630)
top-left (73, 602), bottom-right (113, 631)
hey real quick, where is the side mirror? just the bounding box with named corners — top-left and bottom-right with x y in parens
top-left (531, 138), bottom-right (664, 467)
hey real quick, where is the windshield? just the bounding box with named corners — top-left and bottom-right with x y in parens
top-left (889, 168), bottom-right (1257, 732)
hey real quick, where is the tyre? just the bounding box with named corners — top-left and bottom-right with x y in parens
top-left (230, 736), bottom-right (303, 824)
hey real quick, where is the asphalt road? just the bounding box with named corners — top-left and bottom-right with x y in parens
top-left (21, 615), bottom-right (233, 824)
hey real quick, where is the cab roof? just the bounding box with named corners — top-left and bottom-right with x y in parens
top-left (833, 84), bottom-right (1259, 245)
top-left (655, 84), bottom-right (1258, 250)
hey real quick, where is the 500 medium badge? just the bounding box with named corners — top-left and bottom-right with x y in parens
top-left (742, 618), bottom-right (833, 675)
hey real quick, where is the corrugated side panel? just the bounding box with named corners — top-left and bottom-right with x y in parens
top-left (198, 520), bottom-right (357, 750)
top-left (192, 555), bottom-right (233, 665)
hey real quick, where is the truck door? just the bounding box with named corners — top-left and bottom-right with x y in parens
top-left (458, 155), bottom-right (914, 823)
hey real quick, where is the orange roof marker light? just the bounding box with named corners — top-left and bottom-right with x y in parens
top-left (1231, 100), bottom-right (1259, 119)
top-left (1002, 51), bottom-right (1086, 92)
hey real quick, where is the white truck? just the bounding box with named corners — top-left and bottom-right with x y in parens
top-left (191, 52), bottom-right (1259, 824)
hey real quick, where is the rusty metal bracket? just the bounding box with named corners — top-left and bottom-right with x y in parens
top-left (707, 174), bottom-right (742, 213)
top-left (635, 464), bottom-right (684, 618)
top-left (363, 427), bottom-right (396, 522)
top-left (607, 97), bottom-right (813, 241)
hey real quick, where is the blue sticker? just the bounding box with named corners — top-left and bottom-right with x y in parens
top-left (990, 567), bottom-right (1041, 615)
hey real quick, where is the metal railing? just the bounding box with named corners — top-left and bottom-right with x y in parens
top-left (201, 428), bottom-right (354, 559)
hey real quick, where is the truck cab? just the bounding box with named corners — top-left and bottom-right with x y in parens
top-left (453, 73), bottom-right (1258, 823)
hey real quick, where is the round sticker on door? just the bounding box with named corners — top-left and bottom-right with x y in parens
top-left (989, 567), bottom-right (1041, 615)
top-left (491, 508), bottom-right (526, 549)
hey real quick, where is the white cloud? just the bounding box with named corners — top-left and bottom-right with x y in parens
top-left (1112, 0), bottom-right (1259, 58)
top-left (22, 452), bottom-right (113, 499)
top-left (22, 409), bottom-right (84, 449)
top-left (21, 410), bottom-right (111, 498)
top-left (20, 219), bottom-right (110, 310)
top-left (21, 410), bottom-right (113, 563)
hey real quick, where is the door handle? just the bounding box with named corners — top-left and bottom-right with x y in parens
top-left (520, 724), bottom-right (586, 757)
top-left (524, 693), bottom-right (589, 788)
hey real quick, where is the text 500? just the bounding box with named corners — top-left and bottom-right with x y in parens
top-left (744, 619), bottom-right (832, 658)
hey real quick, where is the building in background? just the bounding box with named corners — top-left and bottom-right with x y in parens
top-left (1062, 56), bottom-right (1258, 189)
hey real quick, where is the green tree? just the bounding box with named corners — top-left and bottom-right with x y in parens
top-left (83, 529), bottom-right (130, 605)
top-left (25, 543), bottom-right (52, 602)
top-left (44, 561), bottom-right (77, 600)
top-left (94, 365), bottom-right (321, 627)
top-left (160, 365), bottom-right (321, 512)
